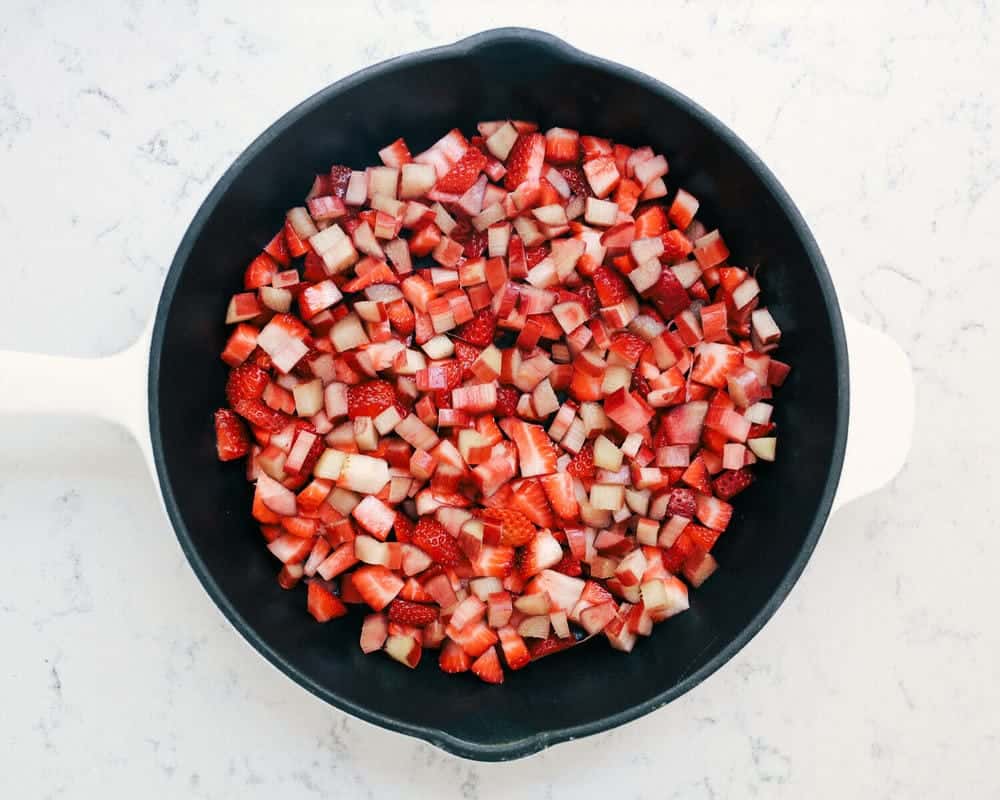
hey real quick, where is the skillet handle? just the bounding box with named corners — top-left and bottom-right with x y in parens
top-left (831, 315), bottom-right (914, 512)
top-left (0, 325), bottom-right (155, 475)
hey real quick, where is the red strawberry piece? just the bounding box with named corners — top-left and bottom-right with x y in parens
top-left (505, 419), bottom-right (558, 477)
top-left (226, 364), bottom-right (292, 432)
top-left (347, 379), bottom-right (397, 419)
top-left (387, 599), bottom-right (438, 627)
top-left (237, 401), bottom-right (293, 433)
top-left (661, 229), bottom-right (694, 262)
top-left (540, 472), bottom-right (580, 519)
top-left (482, 508), bottom-right (536, 547)
top-left (394, 514), bottom-right (415, 544)
top-left (566, 442), bottom-right (596, 479)
top-left (525, 244), bottom-right (549, 268)
top-left (510, 480), bottom-right (556, 528)
top-left (609, 332), bottom-right (648, 365)
top-left (694, 493), bottom-right (733, 531)
top-left (470, 544), bottom-right (516, 578)
top-left (386, 298), bottom-right (416, 336)
top-left (517, 529), bottom-right (563, 578)
top-left (495, 386), bottom-right (519, 416)
top-left (213, 409), bottom-right (251, 462)
top-left (681, 455), bottom-right (713, 494)
top-left (379, 137), bottom-right (412, 167)
top-left (412, 518), bottom-right (465, 567)
top-left (685, 524), bottom-right (722, 552)
top-left (504, 132), bottom-right (546, 189)
top-left (307, 580), bottom-right (348, 622)
top-left (301, 249), bottom-right (327, 283)
top-left (454, 307), bottom-right (497, 347)
top-left (263, 229), bottom-right (291, 267)
top-left (634, 205), bottom-right (668, 239)
top-left (552, 552), bottom-right (583, 577)
top-left (462, 229), bottom-right (488, 259)
top-left (631, 373), bottom-right (651, 395)
top-left (646, 267), bottom-right (690, 320)
top-left (329, 165), bottom-right (352, 198)
top-left (558, 166), bottom-right (591, 196)
top-left (244, 253), bottom-right (278, 290)
top-left (748, 422), bottom-right (776, 439)
top-left (528, 634), bottom-right (578, 661)
top-left (470, 646), bottom-right (504, 684)
top-left (712, 468), bottom-right (756, 500)
top-left (226, 362), bottom-right (269, 407)
top-left (454, 340), bottom-right (481, 378)
top-left (398, 576), bottom-right (434, 603)
top-left (350, 565), bottom-right (404, 611)
top-left (691, 343), bottom-right (744, 389)
top-left (666, 487), bottom-right (696, 518)
top-left (545, 127), bottom-right (580, 164)
top-left (497, 626), bottom-right (531, 670)
top-left (576, 284), bottom-right (599, 316)
top-left (436, 148), bottom-right (488, 193)
top-left (592, 266), bottom-right (630, 306)
top-left (438, 639), bottom-right (472, 673)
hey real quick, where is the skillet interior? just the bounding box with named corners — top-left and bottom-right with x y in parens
top-left (150, 29), bottom-right (848, 760)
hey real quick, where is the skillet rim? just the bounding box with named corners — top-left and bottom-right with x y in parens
top-left (149, 27), bottom-right (850, 761)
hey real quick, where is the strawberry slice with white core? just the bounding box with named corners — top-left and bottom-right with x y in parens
top-left (218, 119), bottom-right (789, 681)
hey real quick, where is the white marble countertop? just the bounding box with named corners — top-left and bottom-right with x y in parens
top-left (2, 2), bottom-right (996, 797)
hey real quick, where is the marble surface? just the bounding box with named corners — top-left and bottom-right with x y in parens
top-left (1, 1), bottom-right (997, 797)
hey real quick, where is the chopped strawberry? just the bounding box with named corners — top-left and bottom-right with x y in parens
top-left (504, 132), bottom-right (546, 189)
top-left (439, 639), bottom-right (472, 673)
top-left (691, 343), bottom-right (743, 389)
top-left (518, 529), bottom-right (564, 578)
top-left (470, 646), bottom-right (504, 684)
top-left (646, 267), bottom-right (690, 320)
top-left (329, 165), bottom-right (352, 198)
top-left (592, 266), bottom-right (630, 306)
top-left (214, 408), bottom-right (251, 461)
top-left (351, 565), bottom-right (404, 611)
top-left (694, 494), bottom-right (733, 531)
top-left (665, 487), bottom-right (696, 518)
top-left (454, 307), bottom-right (497, 346)
top-left (347, 379), bottom-right (398, 419)
top-left (436, 148), bottom-right (488, 193)
top-left (495, 386), bottom-right (519, 416)
top-left (482, 508), bottom-right (536, 546)
top-left (412, 518), bottom-right (465, 567)
top-left (307, 580), bottom-right (348, 622)
top-left (394, 513), bottom-right (415, 544)
top-left (661, 229), bottom-right (693, 262)
top-left (540, 472), bottom-right (579, 519)
top-left (609, 332), bottom-right (648, 365)
top-left (217, 119), bottom-right (790, 681)
top-left (528, 634), bottom-right (579, 661)
top-left (552, 552), bottom-right (583, 577)
top-left (510, 480), bottom-right (556, 528)
top-left (505, 419), bottom-right (558, 477)
top-left (545, 127), bottom-right (580, 164)
top-left (470, 545), bottom-right (516, 578)
top-left (712, 468), bottom-right (756, 500)
top-left (567, 442), bottom-right (596, 479)
top-left (497, 626), bottom-right (531, 670)
top-left (681, 455), bottom-right (713, 494)
top-left (453, 340), bottom-right (481, 378)
top-left (387, 598), bottom-right (438, 626)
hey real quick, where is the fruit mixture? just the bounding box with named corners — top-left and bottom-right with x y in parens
top-left (214, 121), bottom-right (788, 684)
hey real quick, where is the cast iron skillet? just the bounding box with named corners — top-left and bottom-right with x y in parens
top-left (146, 28), bottom-right (849, 760)
top-left (2, 28), bottom-right (884, 761)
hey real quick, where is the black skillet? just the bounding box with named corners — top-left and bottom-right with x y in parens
top-left (0, 29), bottom-right (915, 761)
